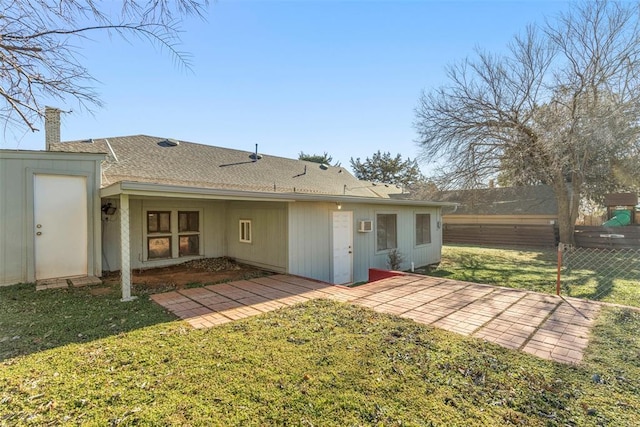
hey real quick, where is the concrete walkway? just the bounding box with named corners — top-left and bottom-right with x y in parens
top-left (150, 274), bottom-right (601, 364)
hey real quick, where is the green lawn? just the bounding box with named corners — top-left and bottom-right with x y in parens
top-left (423, 245), bottom-right (640, 307)
top-left (1, 282), bottom-right (639, 426)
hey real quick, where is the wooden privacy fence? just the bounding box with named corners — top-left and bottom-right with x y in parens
top-left (444, 224), bottom-right (639, 249)
top-left (443, 224), bottom-right (558, 248)
top-left (573, 226), bottom-right (640, 249)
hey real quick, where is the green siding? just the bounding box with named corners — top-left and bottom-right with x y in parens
top-left (101, 198), bottom-right (288, 273)
top-left (0, 152), bottom-right (103, 286)
top-left (225, 201), bottom-right (288, 273)
top-left (288, 202), bottom-right (333, 282)
top-left (288, 202), bottom-right (442, 284)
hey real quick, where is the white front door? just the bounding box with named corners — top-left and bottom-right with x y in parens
top-left (332, 210), bottom-right (353, 284)
top-left (34, 174), bottom-right (88, 280)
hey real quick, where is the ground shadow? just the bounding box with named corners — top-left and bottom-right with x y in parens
top-left (0, 282), bottom-right (175, 361)
top-left (563, 273), bottom-right (616, 302)
top-left (562, 249), bottom-right (640, 305)
top-left (0, 260), bottom-right (273, 361)
top-left (418, 246), bottom-right (557, 294)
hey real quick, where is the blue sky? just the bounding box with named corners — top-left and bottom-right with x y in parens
top-left (7, 0), bottom-right (572, 175)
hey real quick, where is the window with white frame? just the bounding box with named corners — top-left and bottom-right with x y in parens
top-left (239, 219), bottom-right (252, 243)
top-left (376, 213), bottom-right (397, 251)
top-left (146, 210), bottom-right (201, 260)
top-left (415, 213), bottom-right (431, 246)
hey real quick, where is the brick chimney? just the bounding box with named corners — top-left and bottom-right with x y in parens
top-left (44, 106), bottom-right (61, 150)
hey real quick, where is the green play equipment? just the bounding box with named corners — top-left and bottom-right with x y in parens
top-left (602, 209), bottom-right (632, 227)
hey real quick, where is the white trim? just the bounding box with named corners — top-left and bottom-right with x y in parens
top-left (239, 219), bottom-right (252, 243)
top-left (0, 150), bottom-right (106, 162)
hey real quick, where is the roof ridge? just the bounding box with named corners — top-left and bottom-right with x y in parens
top-left (59, 134), bottom-right (347, 169)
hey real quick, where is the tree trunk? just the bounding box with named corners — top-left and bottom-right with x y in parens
top-left (553, 180), bottom-right (579, 245)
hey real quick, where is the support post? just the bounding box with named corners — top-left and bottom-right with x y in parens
top-left (119, 194), bottom-right (135, 302)
top-left (556, 243), bottom-right (564, 296)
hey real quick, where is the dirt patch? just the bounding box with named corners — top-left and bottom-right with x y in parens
top-left (101, 257), bottom-right (272, 294)
top-left (89, 287), bottom-right (113, 296)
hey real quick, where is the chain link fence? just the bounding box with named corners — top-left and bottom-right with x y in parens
top-left (558, 245), bottom-right (640, 304)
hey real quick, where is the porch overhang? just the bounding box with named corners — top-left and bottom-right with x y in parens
top-left (103, 180), bottom-right (456, 302)
top-left (100, 181), bottom-right (457, 208)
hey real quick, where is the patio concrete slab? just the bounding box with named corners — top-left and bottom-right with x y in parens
top-left (150, 274), bottom-right (601, 365)
top-left (36, 275), bottom-right (103, 290)
top-left (35, 278), bottom-right (69, 290)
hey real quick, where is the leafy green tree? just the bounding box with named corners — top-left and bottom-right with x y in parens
top-left (298, 152), bottom-right (340, 166)
top-left (350, 151), bottom-right (425, 187)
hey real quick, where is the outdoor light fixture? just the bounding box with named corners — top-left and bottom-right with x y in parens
top-left (102, 202), bottom-right (117, 215)
top-left (336, 202), bottom-right (342, 210)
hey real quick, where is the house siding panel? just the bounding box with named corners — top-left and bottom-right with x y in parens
top-left (0, 151), bottom-right (103, 286)
top-left (0, 159), bottom-right (26, 285)
top-left (288, 202), bottom-right (442, 284)
top-left (101, 198), bottom-right (288, 273)
top-left (288, 202), bottom-right (333, 283)
top-left (225, 201), bottom-right (287, 273)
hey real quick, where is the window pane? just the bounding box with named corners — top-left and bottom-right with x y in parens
top-left (240, 220), bottom-right (252, 242)
top-left (147, 211), bottom-right (171, 233)
top-left (148, 213), bottom-right (158, 233)
top-left (387, 215), bottom-right (397, 249)
top-left (179, 211), bottom-right (199, 232)
top-left (416, 213), bottom-right (431, 245)
top-left (179, 235), bottom-right (199, 256)
top-left (148, 237), bottom-right (171, 259)
top-left (159, 212), bottom-right (170, 232)
top-left (377, 214), bottom-right (397, 250)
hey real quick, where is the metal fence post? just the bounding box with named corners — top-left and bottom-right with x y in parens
top-left (556, 243), bottom-right (564, 296)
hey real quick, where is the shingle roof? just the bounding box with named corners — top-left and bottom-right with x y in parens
top-left (49, 135), bottom-right (401, 198)
top-left (401, 185), bottom-right (558, 216)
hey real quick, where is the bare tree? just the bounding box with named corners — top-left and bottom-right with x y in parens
top-left (0, 0), bottom-right (207, 133)
top-left (415, 0), bottom-right (640, 244)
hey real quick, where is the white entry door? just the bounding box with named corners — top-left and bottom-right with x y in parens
top-left (34, 174), bottom-right (88, 280)
top-left (332, 211), bottom-right (353, 284)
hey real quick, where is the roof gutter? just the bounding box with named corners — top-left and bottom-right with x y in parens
top-left (100, 181), bottom-right (457, 208)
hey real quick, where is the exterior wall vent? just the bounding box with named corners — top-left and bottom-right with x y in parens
top-left (358, 220), bottom-right (373, 233)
